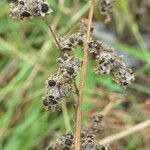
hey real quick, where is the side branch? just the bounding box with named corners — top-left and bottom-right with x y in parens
top-left (99, 119), bottom-right (150, 145)
top-left (44, 18), bottom-right (62, 51)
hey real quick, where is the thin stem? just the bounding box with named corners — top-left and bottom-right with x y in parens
top-left (99, 119), bottom-right (150, 145)
top-left (74, 1), bottom-right (94, 150)
top-left (44, 18), bottom-right (62, 51)
top-left (61, 101), bottom-right (72, 132)
top-left (73, 79), bottom-right (79, 96)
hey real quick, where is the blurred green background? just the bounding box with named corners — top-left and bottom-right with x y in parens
top-left (0, 0), bottom-right (150, 150)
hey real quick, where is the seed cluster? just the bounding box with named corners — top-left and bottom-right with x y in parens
top-left (58, 54), bottom-right (82, 80)
top-left (47, 115), bottom-right (110, 150)
top-left (90, 114), bottom-right (104, 134)
top-left (43, 54), bottom-right (82, 111)
top-left (58, 19), bottom-right (94, 51)
top-left (9, 0), bottom-right (52, 20)
top-left (58, 21), bottom-right (134, 88)
top-left (43, 75), bottom-right (72, 111)
top-left (95, 52), bottom-right (135, 87)
top-left (99, 0), bottom-right (114, 23)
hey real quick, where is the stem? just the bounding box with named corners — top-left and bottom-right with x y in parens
top-left (44, 18), bottom-right (62, 51)
top-left (62, 101), bottom-right (71, 132)
top-left (73, 79), bottom-right (79, 96)
top-left (74, 1), bottom-right (94, 150)
top-left (99, 119), bottom-right (150, 145)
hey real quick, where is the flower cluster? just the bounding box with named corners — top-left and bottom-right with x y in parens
top-left (58, 19), bottom-right (94, 51)
top-left (95, 51), bottom-right (135, 87)
top-left (43, 75), bottom-right (72, 111)
top-left (58, 53), bottom-right (82, 80)
top-left (47, 115), bottom-right (110, 150)
top-left (99, 0), bottom-right (114, 23)
top-left (90, 114), bottom-right (104, 134)
top-left (43, 54), bottom-right (82, 111)
top-left (58, 21), bottom-right (134, 88)
top-left (9, 0), bottom-right (52, 20)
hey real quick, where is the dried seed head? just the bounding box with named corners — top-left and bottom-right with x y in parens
top-left (95, 51), bottom-right (135, 87)
top-left (90, 114), bottom-right (104, 134)
top-left (47, 117), bottom-right (110, 149)
top-left (44, 75), bottom-right (72, 111)
top-left (9, 0), bottom-right (53, 20)
top-left (100, 0), bottom-right (114, 23)
top-left (113, 67), bottom-right (135, 87)
top-left (79, 19), bottom-right (94, 34)
top-left (88, 40), bottom-right (114, 54)
top-left (59, 33), bottom-right (83, 51)
top-left (58, 54), bottom-right (82, 80)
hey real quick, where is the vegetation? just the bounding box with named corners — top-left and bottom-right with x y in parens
top-left (0, 0), bottom-right (150, 150)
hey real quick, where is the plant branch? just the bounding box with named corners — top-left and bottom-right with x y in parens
top-left (99, 119), bottom-right (150, 145)
top-left (44, 17), bottom-right (62, 51)
top-left (74, 1), bottom-right (94, 150)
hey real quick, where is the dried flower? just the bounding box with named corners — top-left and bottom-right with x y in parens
top-left (88, 40), bottom-right (114, 55)
top-left (47, 115), bottom-right (110, 150)
top-left (59, 33), bottom-right (83, 51)
top-left (58, 54), bottom-right (82, 80)
top-left (9, 0), bottom-right (52, 20)
top-left (90, 114), bottom-right (104, 134)
top-left (100, 0), bottom-right (114, 23)
top-left (47, 130), bottom-right (110, 150)
top-left (44, 75), bottom-right (72, 111)
top-left (58, 19), bottom-right (94, 51)
top-left (95, 51), bottom-right (135, 87)
top-left (113, 67), bottom-right (135, 87)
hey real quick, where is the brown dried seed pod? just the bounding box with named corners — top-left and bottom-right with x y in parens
top-left (79, 19), bottom-right (95, 34)
top-left (9, 0), bottom-right (53, 20)
top-left (58, 54), bottom-right (82, 80)
top-left (113, 67), bottom-right (135, 87)
top-left (58, 33), bottom-right (83, 51)
top-left (44, 75), bottom-right (72, 111)
top-left (90, 114), bottom-right (104, 134)
top-left (99, 0), bottom-right (114, 23)
top-left (88, 40), bottom-right (114, 54)
top-left (95, 51), bottom-right (134, 87)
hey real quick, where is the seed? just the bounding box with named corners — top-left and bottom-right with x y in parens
top-left (65, 139), bottom-right (72, 146)
top-left (19, 1), bottom-right (24, 5)
top-left (123, 82), bottom-right (128, 86)
top-left (88, 42), bottom-right (93, 48)
top-left (48, 80), bottom-right (56, 86)
top-left (43, 99), bottom-right (48, 106)
top-left (47, 147), bottom-right (54, 150)
top-left (49, 95), bottom-right (55, 99)
top-left (20, 11), bottom-right (31, 17)
top-left (101, 146), bottom-right (107, 150)
top-left (41, 3), bottom-right (49, 13)
top-left (67, 67), bottom-right (74, 75)
top-left (78, 39), bottom-right (83, 46)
